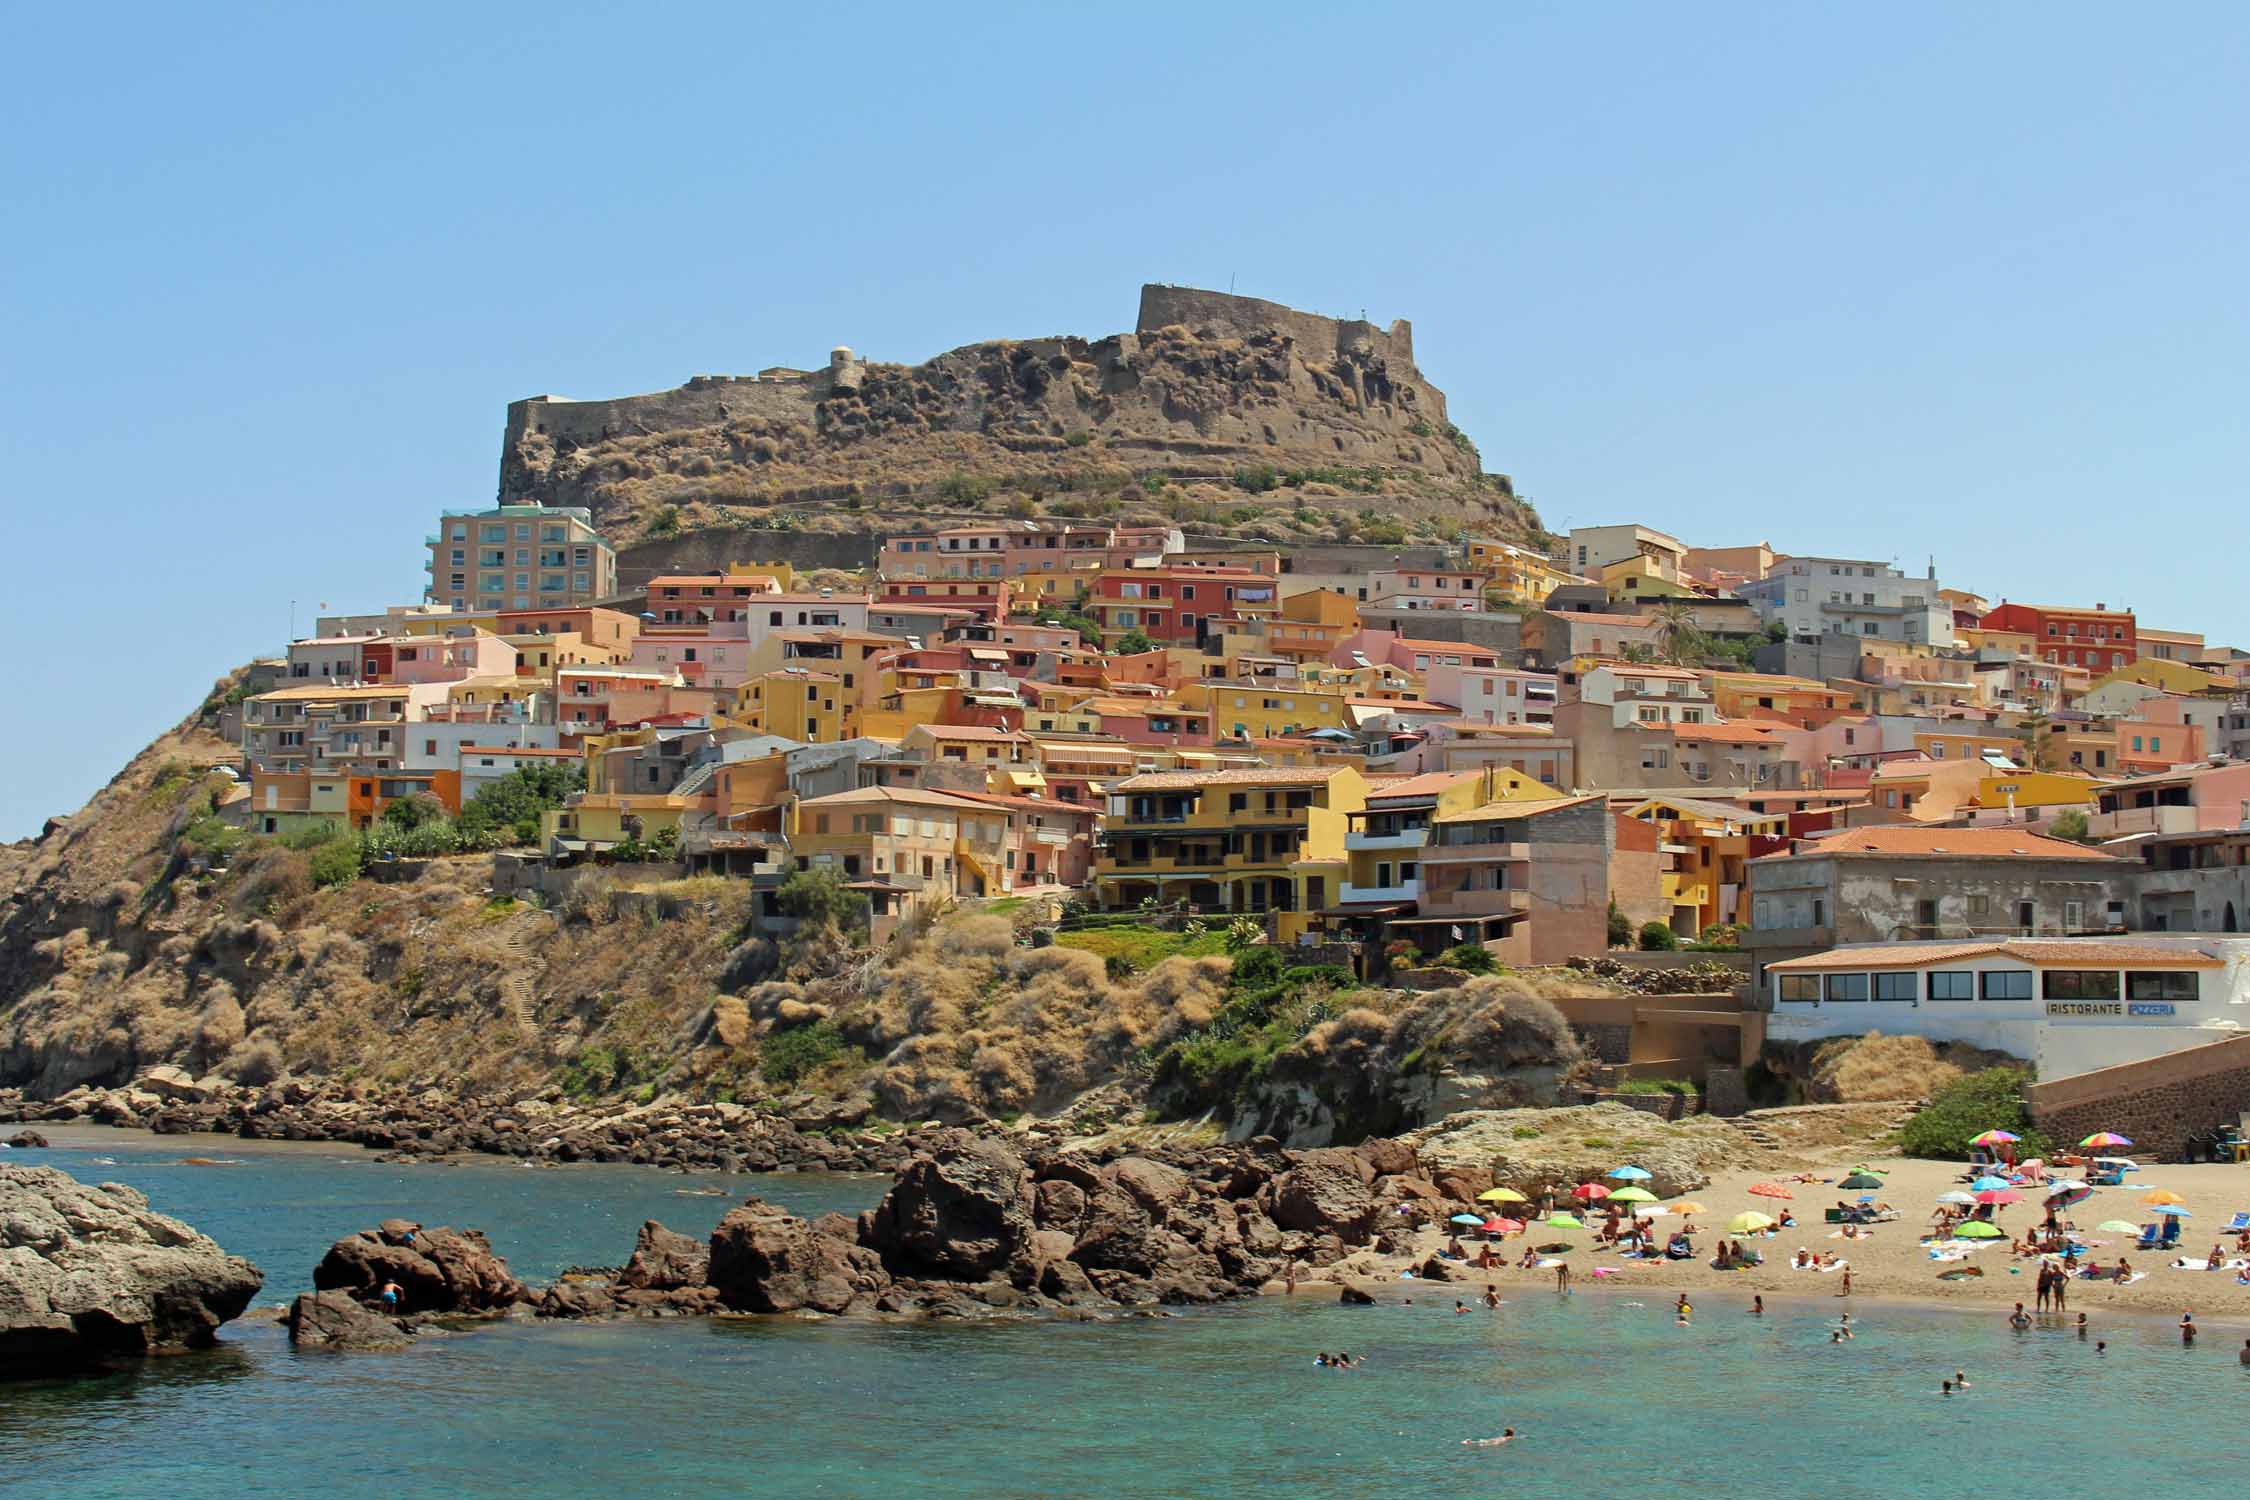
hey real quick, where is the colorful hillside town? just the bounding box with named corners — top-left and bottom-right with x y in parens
top-left (212, 502), bottom-right (2250, 1106)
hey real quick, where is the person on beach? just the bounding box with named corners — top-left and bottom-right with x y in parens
top-left (1675, 1294), bottom-right (1692, 1323)
top-left (1477, 1243), bottom-right (1496, 1271)
top-left (2051, 1271), bottom-right (2067, 1312)
top-left (1483, 1286), bottom-right (1500, 1310)
top-left (1839, 1268), bottom-right (1853, 1297)
top-left (1455, 1300), bottom-right (1470, 1315)
top-left (2035, 1264), bottom-right (2051, 1312)
top-left (379, 1280), bottom-right (403, 1315)
top-left (2009, 1303), bottom-right (2032, 1330)
top-left (2239, 1338), bottom-right (2250, 1368)
top-left (1555, 1262), bottom-right (1571, 1293)
top-left (1462, 1428), bottom-right (1517, 1447)
top-left (1941, 1379), bottom-right (1954, 1395)
top-left (2207, 1243), bottom-right (2224, 1271)
top-left (2076, 1313), bottom-right (2089, 1336)
top-left (2181, 1311), bottom-right (2197, 1343)
top-left (1284, 1263), bottom-right (1298, 1295)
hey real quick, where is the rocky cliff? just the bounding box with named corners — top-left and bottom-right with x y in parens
top-left (498, 284), bottom-right (1537, 545)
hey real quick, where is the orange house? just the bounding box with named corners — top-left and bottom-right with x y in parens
top-left (347, 769), bottom-right (461, 828)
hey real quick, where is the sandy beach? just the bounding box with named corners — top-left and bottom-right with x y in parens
top-left (1300, 1152), bottom-right (2250, 1321)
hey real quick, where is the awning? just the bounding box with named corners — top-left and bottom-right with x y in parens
top-left (844, 878), bottom-right (916, 893)
top-left (1385, 913), bottom-right (1523, 928)
top-left (1317, 903), bottom-right (1413, 918)
top-left (552, 838), bottom-right (589, 852)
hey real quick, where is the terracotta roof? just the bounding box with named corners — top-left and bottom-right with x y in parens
top-left (1394, 639), bottom-right (1501, 655)
top-left (1621, 794), bottom-right (1787, 826)
top-left (1670, 722), bottom-right (1787, 744)
top-left (457, 745), bottom-right (580, 757)
top-left (1772, 940), bottom-right (2221, 973)
top-left (1433, 794), bottom-right (1604, 823)
top-left (1364, 771), bottom-right (1481, 802)
top-left (1777, 827), bottom-right (2120, 860)
top-left (1111, 767), bottom-right (1343, 791)
top-left (952, 791), bottom-right (1098, 817)
top-left (909, 724), bottom-right (1030, 741)
top-left (795, 785), bottom-right (994, 812)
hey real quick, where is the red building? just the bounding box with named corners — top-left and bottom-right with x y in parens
top-left (1978, 602), bottom-right (2136, 672)
top-left (1089, 566), bottom-right (1278, 648)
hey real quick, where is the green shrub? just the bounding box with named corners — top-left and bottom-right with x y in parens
top-left (2049, 809), bottom-right (2092, 843)
top-left (935, 472), bottom-right (995, 504)
top-left (1441, 942), bottom-right (1498, 973)
top-left (1898, 1067), bottom-right (2047, 1160)
top-left (1113, 629), bottom-right (1156, 656)
top-left (557, 1044), bottom-right (650, 1099)
top-left (1064, 430), bottom-right (1093, 448)
top-left (1231, 464), bottom-right (1280, 494)
top-left (760, 1019), bottom-right (856, 1086)
top-left (646, 505), bottom-right (681, 537)
top-left (777, 867), bottom-right (868, 935)
top-left (1615, 1076), bottom-right (1698, 1097)
top-left (1638, 921), bottom-right (1681, 951)
top-left (308, 838), bottom-right (363, 888)
top-left (277, 820), bottom-right (347, 851)
top-left (1607, 900), bottom-right (1632, 948)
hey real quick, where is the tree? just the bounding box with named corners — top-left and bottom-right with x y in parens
top-left (2048, 808), bottom-right (2093, 843)
top-left (776, 867), bottom-right (868, 935)
top-left (2014, 709), bottom-right (2058, 773)
top-left (1607, 900), bottom-right (1632, 948)
top-left (1114, 630), bottom-right (1156, 657)
top-left (1650, 601), bottom-right (1710, 666)
top-left (456, 763), bottom-right (585, 847)
top-left (380, 793), bottom-right (447, 831)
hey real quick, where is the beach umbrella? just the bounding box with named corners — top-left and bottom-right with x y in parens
top-left (1477, 1187), bottom-right (1527, 1204)
top-left (1609, 1186), bottom-right (1657, 1203)
top-left (2150, 1205), bottom-right (2191, 1218)
top-left (2044, 1179), bottom-right (2090, 1194)
top-left (1544, 1212), bottom-right (1584, 1229)
top-left (1970, 1130), bottom-right (2021, 1146)
top-left (2045, 1186), bottom-right (2093, 1210)
top-left (2080, 1132), bottom-right (2134, 1149)
top-left (1953, 1221), bottom-right (2004, 1239)
top-left (1937, 1191), bottom-right (1976, 1205)
top-left (1449, 1213), bottom-right (1485, 1226)
top-left (1839, 1172), bottom-right (1885, 1190)
top-left (1726, 1211), bottom-right (1776, 1234)
top-left (1974, 1188), bottom-right (2022, 1206)
top-left (1670, 1200), bottom-right (1709, 1215)
top-left (2097, 1220), bottom-right (2142, 1234)
top-left (1486, 1217), bottom-right (1525, 1235)
top-left (1747, 1182), bottom-right (1793, 1200)
top-left (1607, 1166), bottom-right (1654, 1182)
top-left (2142, 1190), bottom-right (2186, 1206)
top-left (1573, 1182), bottom-right (1612, 1201)
top-left (1971, 1175), bottom-right (2012, 1192)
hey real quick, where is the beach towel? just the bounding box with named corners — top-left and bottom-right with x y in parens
top-left (2169, 1257), bottom-right (2250, 1271)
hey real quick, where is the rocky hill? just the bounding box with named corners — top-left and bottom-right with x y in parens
top-left (499, 284), bottom-right (1540, 548)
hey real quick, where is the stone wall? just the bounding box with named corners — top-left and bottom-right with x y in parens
top-left (1137, 285), bottom-right (1417, 373)
top-left (614, 527), bottom-right (885, 591)
top-left (1703, 1065), bottom-right (1749, 1118)
top-left (2028, 1032), bottom-right (2250, 1161)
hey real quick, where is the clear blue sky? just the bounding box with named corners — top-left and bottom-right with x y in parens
top-left (3, 4), bottom-right (2244, 839)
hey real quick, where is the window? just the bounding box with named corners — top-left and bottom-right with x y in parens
top-left (1981, 970), bottom-right (2033, 1001)
top-left (1824, 973), bottom-right (1869, 1002)
top-left (2042, 970), bottom-right (2119, 1000)
top-left (2127, 971), bottom-right (2197, 1002)
top-left (1928, 971), bottom-right (1975, 1001)
top-left (1872, 972), bottom-right (1917, 1001)
top-left (1776, 974), bottom-right (1820, 1005)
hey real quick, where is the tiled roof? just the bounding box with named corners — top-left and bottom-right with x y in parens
top-left (1111, 767), bottom-right (1342, 791)
top-left (796, 785), bottom-right (994, 811)
top-left (1621, 794), bottom-right (1787, 825)
top-left (909, 724), bottom-right (1030, 740)
top-left (1777, 827), bottom-right (2120, 860)
top-left (1433, 794), bottom-right (1603, 823)
top-left (1364, 771), bottom-right (1480, 802)
top-left (1670, 722), bottom-right (1787, 744)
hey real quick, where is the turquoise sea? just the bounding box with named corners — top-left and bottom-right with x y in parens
top-left (5, 1126), bottom-right (2242, 1499)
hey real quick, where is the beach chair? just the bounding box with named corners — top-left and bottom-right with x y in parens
top-left (2224, 1213), bottom-right (2250, 1234)
top-left (1824, 1208), bottom-right (1845, 1224)
top-left (2136, 1223), bottom-right (2162, 1250)
top-left (2159, 1219), bottom-right (2183, 1249)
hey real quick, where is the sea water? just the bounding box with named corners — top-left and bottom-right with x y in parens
top-left (3, 1127), bottom-right (2238, 1499)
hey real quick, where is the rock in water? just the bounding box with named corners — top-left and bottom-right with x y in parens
top-left (286, 1290), bottom-right (412, 1351)
top-left (860, 1130), bottom-right (1035, 1281)
top-left (311, 1221), bottom-right (529, 1314)
top-left (0, 1164), bottom-right (262, 1375)
top-left (614, 1220), bottom-right (709, 1292)
top-left (707, 1199), bottom-right (889, 1315)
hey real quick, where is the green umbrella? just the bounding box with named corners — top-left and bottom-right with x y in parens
top-left (1544, 1212), bottom-right (1583, 1229)
top-left (1608, 1186), bottom-right (1658, 1203)
top-left (1726, 1211), bottom-right (1775, 1234)
top-left (1838, 1172), bottom-right (1885, 1190)
top-left (1953, 1220), bottom-right (2004, 1239)
top-left (2096, 1220), bottom-right (2141, 1234)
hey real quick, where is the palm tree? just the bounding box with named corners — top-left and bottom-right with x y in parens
top-left (1650, 601), bottom-right (1708, 666)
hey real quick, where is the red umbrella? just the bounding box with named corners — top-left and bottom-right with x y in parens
top-left (1574, 1182), bottom-right (1612, 1200)
top-left (1487, 1217), bottom-right (1525, 1234)
top-left (1974, 1188), bottom-right (2021, 1205)
top-left (1748, 1182), bottom-right (1794, 1200)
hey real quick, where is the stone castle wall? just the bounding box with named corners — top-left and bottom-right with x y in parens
top-left (1136, 285), bottom-right (1417, 372)
top-left (2028, 1032), bottom-right (2250, 1160)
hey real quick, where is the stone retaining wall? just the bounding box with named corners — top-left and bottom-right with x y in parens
top-left (2028, 1033), bottom-right (2250, 1161)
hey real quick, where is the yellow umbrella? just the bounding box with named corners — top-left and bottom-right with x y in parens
top-left (1670, 1201), bottom-right (1709, 1215)
top-left (1477, 1187), bottom-right (1528, 1203)
top-left (1726, 1211), bottom-right (1776, 1234)
top-left (2142, 1190), bottom-right (2186, 1206)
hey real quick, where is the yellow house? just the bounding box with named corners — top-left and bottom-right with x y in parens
top-left (2086, 658), bottom-right (2233, 696)
top-left (1323, 766), bottom-right (1564, 921)
top-left (726, 560), bottom-right (798, 592)
top-left (1914, 729), bottom-right (2019, 764)
top-left (541, 789), bottom-right (706, 852)
top-left (1701, 671), bottom-right (1858, 725)
top-left (787, 785), bottom-right (1014, 916)
top-left (735, 667), bottom-right (847, 743)
top-left (1094, 765), bottom-right (1369, 920)
top-left (1621, 794), bottom-right (1785, 937)
top-left (1966, 769), bottom-right (2102, 816)
top-left (1184, 677), bottom-right (1355, 740)
top-left (1468, 540), bottom-right (1585, 607)
top-left (1603, 555), bottom-right (1703, 603)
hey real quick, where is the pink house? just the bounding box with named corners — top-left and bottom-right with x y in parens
top-left (1331, 630), bottom-right (1503, 676)
top-left (1365, 568), bottom-right (1486, 612)
top-left (628, 626), bottom-right (755, 689)
top-left (390, 630), bottom-right (518, 685)
top-left (556, 667), bottom-right (711, 735)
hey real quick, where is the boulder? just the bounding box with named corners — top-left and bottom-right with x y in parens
top-left (133, 1065), bottom-right (215, 1104)
top-left (311, 1222), bottom-right (529, 1314)
top-left (1270, 1155), bottom-right (1377, 1243)
top-left (5, 1133), bottom-right (48, 1150)
top-left (708, 1200), bottom-right (889, 1315)
top-left (613, 1221), bottom-right (708, 1292)
top-left (286, 1290), bottom-right (412, 1350)
top-left (1108, 1157), bottom-right (1191, 1218)
top-left (535, 1283), bottom-right (619, 1321)
top-left (0, 1165), bottom-right (263, 1375)
top-left (1033, 1179), bottom-right (1088, 1230)
top-left (1339, 1284), bottom-right (1376, 1305)
top-left (1069, 1185), bottom-right (1165, 1276)
top-left (1355, 1138), bottom-right (1419, 1179)
top-left (861, 1131), bottom-right (1035, 1281)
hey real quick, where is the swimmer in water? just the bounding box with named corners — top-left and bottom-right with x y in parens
top-left (1455, 1300), bottom-right (1469, 1315)
top-left (1953, 1370), bottom-right (1969, 1388)
top-left (1941, 1379), bottom-right (1954, 1395)
top-left (1751, 1295), bottom-right (1764, 1316)
top-left (1461, 1428), bottom-right (1517, 1447)
top-left (1675, 1294), bottom-right (1693, 1323)
top-left (2008, 1303), bottom-right (2032, 1330)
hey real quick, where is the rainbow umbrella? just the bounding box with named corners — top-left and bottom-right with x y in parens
top-left (2080, 1132), bottom-right (2134, 1149)
top-left (1971, 1130), bottom-right (2021, 1146)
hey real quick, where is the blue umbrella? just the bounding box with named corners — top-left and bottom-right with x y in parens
top-left (1449, 1213), bottom-right (1485, 1226)
top-left (1608, 1165), bottom-right (1653, 1182)
top-left (1971, 1175), bottom-right (2012, 1192)
top-left (2151, 1205), bottom-right (2192, 1218)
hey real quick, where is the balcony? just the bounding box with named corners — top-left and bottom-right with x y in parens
top-left (1344, 827), bottom-right (1429, 852)
top-left (2087, 804), bottom-right (2197, 838)
top-left (1339, 879), bottom-right (1421, 905)
top-left (1422, 839), bottom-right (1529, 863)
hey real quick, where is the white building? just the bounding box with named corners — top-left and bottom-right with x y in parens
top-left (1553, 524), bottom-right (1686, 583)
top-left (1740, 557), bottom-right (1952, 647)
top-left (1766, 934), bottom-right (2250, 1081)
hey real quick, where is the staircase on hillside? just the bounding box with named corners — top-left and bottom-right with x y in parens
top-left (497, 913), bottom-right (544, 1037)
